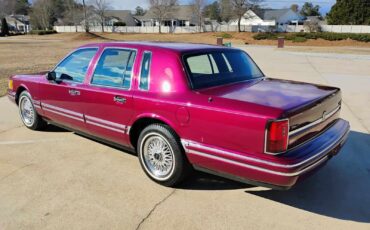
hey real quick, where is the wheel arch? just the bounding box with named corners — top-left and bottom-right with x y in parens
top-left (15, 84), bottom-right (30, 105)
top-left (129, 114), bottom-right (180, 151)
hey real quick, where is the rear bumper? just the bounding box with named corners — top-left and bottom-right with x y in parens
top-left (182, 119), bottom-right (350, 189)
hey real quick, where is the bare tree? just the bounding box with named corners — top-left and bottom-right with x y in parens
top-left (92, 0), bottom-right (109, 32)
top-left (191, 0), bottom-right (205, 32)
top-left (290, 4), bottom-right (299, 13)
top-left (0, 0), bottom-right (16, 18)
top-left (231, 0), bottom-right (262, 32)
top-left (64, 0), bottom-right (83, 32)
top-left (82, 0), bottom-right (89, 32)
top-left (304, 18), bottom-right (321, 32)
top-left (148, 0), bottom-right (178, 33)
top-left (220, 0), bottom-right (233, 22)
top-left (30, 0), bottom-right (53, 30)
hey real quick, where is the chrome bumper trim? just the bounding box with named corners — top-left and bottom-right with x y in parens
top-left (188, 149), bottom-right (329, 177)
top-left (181, 123), bottom-right (349, 169)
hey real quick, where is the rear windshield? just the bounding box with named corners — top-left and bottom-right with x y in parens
top-left (183, 50), bottom-right (264, 89)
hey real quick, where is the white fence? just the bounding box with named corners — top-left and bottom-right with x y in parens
top-left (54, 25), bottom-right (253, 33)
top-left (54, 25), bottom-right (370, 34)
top-left (321, 25), bottom-right (370, 33)
top-left (283, 25), bottom-right (370, 33)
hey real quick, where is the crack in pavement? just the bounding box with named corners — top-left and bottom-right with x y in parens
top-left (0, 163), bottom-right (34, 182)
top-left (0, 125), bottom-right (24, 134)
top-left (135, 189), bottom-right (176, 230)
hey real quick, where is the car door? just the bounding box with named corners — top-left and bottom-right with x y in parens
top-left (82, 48), bottom-right (137, 146)
top-left (40, 48), bottom-right (98, 132)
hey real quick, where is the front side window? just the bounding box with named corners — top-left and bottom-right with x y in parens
top-left (139, 51), bottom-right (152, 90)
top-left (91, 49), bottom-right (136, 88)
top-left (184, 50), bottom-right (264, 89)
top-left (54, 48), bottom-right (98, 83)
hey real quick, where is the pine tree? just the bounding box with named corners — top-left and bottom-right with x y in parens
top-left (1, 18), bottom-right (10, 36)
top-left (14, 0), bottom-right (30, 15)
top-left (327, 0), bottom-right (370, 25)
top-left (300, 2), bottom-right (321, 17)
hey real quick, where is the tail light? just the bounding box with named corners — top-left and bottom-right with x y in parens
top-left (265, 119), bottom-right (289, 154)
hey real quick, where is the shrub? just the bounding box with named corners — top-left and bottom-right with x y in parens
top-left (252, 32), bottom-right (277, 40)
top-left (253, 32), bottom-right (370, 43)
top-left (29, 30), bottom-right (57, 35)
top-left (113, 21), bottom-right (126, 26)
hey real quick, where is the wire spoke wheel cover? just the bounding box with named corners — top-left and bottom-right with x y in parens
top-left (141, 133), bottom-right (175, 180)
top-left (19, 96), bottom-right (35, 127)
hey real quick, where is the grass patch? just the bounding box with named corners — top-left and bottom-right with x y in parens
top-left (216, 32), bottom-right (233, 39)
top-left (292, 37), bottom-right (307, 43)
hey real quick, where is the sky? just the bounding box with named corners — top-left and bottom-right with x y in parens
top-left (109, 0), bottom-right (336, 14)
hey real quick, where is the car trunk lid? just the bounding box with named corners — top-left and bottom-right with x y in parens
top-left (197, 78), bottom-right (342, 150)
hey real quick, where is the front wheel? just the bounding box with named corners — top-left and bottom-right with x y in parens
top-left (137, 124), bottom-right (191, 187)
top-left (18, 91), bottom-right (47, 130)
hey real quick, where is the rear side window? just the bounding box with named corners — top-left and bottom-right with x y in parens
top-left (139, 51), bottom-right (152, 90)
top-left (187, 54), bottom-right (219, 75)
top-left (54, 48), bottom-right (98, 83)
top-left (91, 48), bottom-right (136, 88)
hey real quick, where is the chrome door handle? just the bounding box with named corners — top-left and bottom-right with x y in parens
top-left (114, 96), bottom-right (126, 104)
top-left (69, 89), bottom-right (80, 96)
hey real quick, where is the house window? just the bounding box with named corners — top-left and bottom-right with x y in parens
top-left (179, 20), bottom-right (186, 27)
top-left (164, 20), bottom-right (172, 26)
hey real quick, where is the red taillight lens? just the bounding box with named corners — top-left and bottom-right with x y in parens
top-left (266, 119), bottom-right (289, 154)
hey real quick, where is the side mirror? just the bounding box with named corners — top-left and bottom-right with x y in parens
top-left (46, 71), bottom-right (56, 81)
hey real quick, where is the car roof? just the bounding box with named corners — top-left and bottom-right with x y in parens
top-left (79, 41), bottom-right (236, 54)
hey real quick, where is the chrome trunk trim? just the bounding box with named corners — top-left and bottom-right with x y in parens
top-left (289, 105), bottom-right (341, 136)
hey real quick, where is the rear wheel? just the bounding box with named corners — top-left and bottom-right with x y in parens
top-left (18, 91), bottom-right (47, 130)
top-left (137, 124), bottom-right (191, 187)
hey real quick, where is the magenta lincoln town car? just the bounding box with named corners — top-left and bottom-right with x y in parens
top-left (7, 42), bottom-right (350, 189)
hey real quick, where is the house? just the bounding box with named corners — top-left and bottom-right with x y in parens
top-left (105, 10), bottom-right (140, 26)
top-left (139, 5), bottom-right (198, 27)
top-left (3, 15), bottom-right (30, 33)
top-left (229, 8), bottom-right (303, 27)
top-left (83, 10), bottom-right (140, 27)
top-left (305, 16), bottom-right (326, 25)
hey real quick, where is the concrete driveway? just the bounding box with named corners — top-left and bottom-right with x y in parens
top-left (0, 46), bottom-right (369, 230)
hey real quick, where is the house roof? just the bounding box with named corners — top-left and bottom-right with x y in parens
top-left (262, 9), bottom-right (291, 20)
top-left (80, 41), bottom-right (235, 53)
top-left (4, 15), bottom-right (29, 25)
top-left (105, 10), bottom-right (137, 24)
top-left (141, 5), bottom-right (194, 21)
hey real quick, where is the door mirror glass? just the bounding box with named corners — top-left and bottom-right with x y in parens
top-left (46, 71), bottom-right (57, 81)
